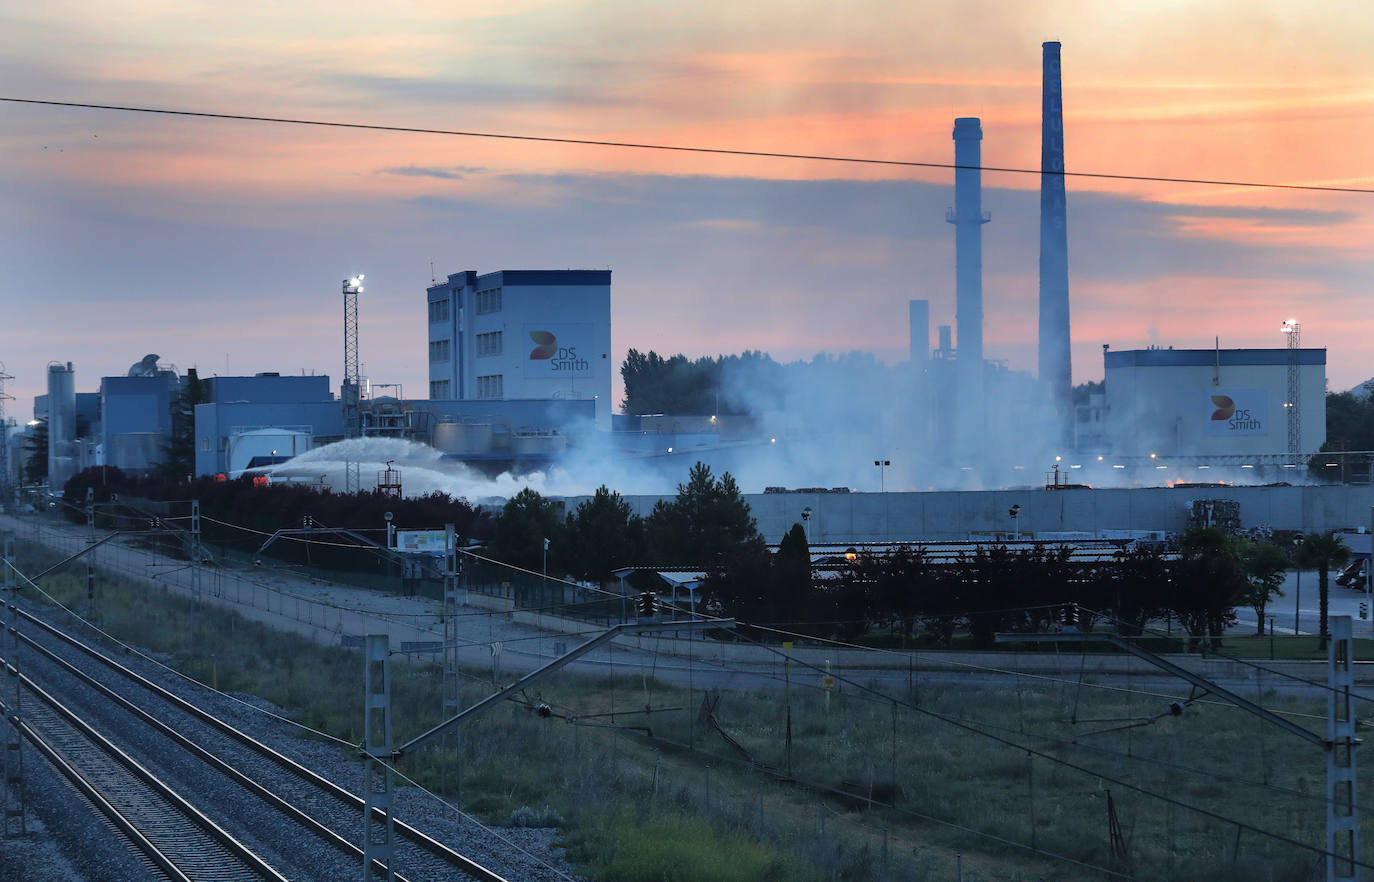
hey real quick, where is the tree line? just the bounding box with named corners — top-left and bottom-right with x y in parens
top-left (702, 527), bottom-right (1352, 650)
top-left (483, 462), bottom-right (765, 582)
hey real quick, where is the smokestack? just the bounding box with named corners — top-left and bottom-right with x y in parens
top-left (909, 300), bottom-right (929, 365)
top-left (947, 118), bottom-right (989, 443)
top-left (1039, 41), bottom-right (1072, 444)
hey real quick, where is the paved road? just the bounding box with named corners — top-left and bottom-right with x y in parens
top-left (4, 512), bottom-right (1366, 701)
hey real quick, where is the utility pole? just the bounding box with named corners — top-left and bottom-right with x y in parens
top-left (190, 500), bottom-right (202, 604)
top-left (441, 525), bottom-right (460, 801)
top-left (361, 635), bottom-right (394, 882)
top-left (1327, 616), bottom-right (1358, 880)
top-left (0, 362), bottom-right (13, 499)
top-left (2, 530), bottom-right (25, 838)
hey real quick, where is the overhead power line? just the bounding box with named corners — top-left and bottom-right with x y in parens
top-left (4, 96), bottom-right (1372, 194)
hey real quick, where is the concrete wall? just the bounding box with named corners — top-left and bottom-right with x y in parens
top-left (572, 484), bottom-right (1374, 544)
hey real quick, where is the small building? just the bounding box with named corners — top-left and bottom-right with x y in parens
top-left (426, 270), bottom-right (613, 429)
top-left (194, 373), bottom-right (343, 476)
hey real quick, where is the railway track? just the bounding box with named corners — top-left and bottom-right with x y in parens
top-left (3, 670), bottom-right (287, 882)
top-left (2, 599), bottom-right (537, 881)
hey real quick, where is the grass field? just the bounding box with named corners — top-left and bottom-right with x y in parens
top-left (6, 539), bottom-right (1365, 881)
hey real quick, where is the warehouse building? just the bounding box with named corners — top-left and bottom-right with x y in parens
top-left (1103, 347), bottom-right (1325, 459)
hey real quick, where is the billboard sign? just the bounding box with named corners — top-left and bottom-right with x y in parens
top-left (395, 529), bottom-right (448, 554)
top-left (523, 324), bottom-right (594, 377)
top-left (1204, 390), bottom-right (1268, 436)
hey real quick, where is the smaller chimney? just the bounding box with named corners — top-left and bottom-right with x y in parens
top-left (909, 300), bottom-right (930, 365)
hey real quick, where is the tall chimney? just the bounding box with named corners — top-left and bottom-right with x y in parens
top-left (947, 118), bottom-right (989, 443)
top-left (1039, 41), bottom-right (1072, 444)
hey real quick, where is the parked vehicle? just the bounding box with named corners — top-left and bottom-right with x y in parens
top-left (1335, 559), bottom-right (1367, 587)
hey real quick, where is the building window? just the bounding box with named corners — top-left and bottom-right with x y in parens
top-left (429, 339), bottom-right (451, 363)
top-left (429, 379), bottom-right (451, 399)
top-left (476, 374), bottom-right (504, 399)
top-left (428, 298), bottom-right (450, 323)
top-left (476, 331), bottom-right (503, 357)
top-left (476, 287), bottom-right (502, 315)
top-left (199, 437), bottom-right (210, 452)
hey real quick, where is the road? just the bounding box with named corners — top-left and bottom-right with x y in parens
top-left (4, 512), bottom-right (1367, 701)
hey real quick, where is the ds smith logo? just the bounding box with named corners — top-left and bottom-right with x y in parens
top-left (529, 331), bottom-right (589, 372)
top-left (1211, 395), bottom-right (1261, 431)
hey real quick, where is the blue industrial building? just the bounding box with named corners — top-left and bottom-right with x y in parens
top-left (194, 373), bottom-right (343, 476)
top-left (427, 269), bottom-right (613, 429)
top-left (100, 375), bottom-right (175, 474)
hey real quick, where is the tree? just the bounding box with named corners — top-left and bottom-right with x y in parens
top-left (1237, 538), bottom-right (1290, 635)
top-left (1297, 532), bottom-right (1351, 648)
top-left (775, 522), bottom-right (810, 586)
top-left (22, 419), bottom-right (47, 485)
top-left (564, 485), bottom-right (643, 583)
top-left (644, 462), bottom-right (766, 565)
top-left (1174, 528), bottom-right (1247, 650)
top-left (486, 488), bottom-right (565, 573)
top-left (159, 368), bottom-right (204, 482)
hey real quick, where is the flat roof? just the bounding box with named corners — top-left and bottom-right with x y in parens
top-left (1105, 348), bottom-right (1325, 368)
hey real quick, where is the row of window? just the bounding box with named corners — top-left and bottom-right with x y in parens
top-left (430, 379), bottom-right (451, 399)
top-left (427, 298), bottom-right (451, 323)
top-left (476, 374), bottom-right (503, 399)
top-left (476, 331), bottom-right (502, 357)
top-left (428, 339), bottom-right (451, 363)
top-left (475, 287), bottom-right (502, 315)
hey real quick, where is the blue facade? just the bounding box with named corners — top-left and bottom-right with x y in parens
top-left (203, 374), bottom-right (332, 404)
top-left (193, 374), bottom-right (340, 476)
top-left (101, 376), bottom-right (174, 473)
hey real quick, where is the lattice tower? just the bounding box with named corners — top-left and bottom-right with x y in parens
top-left (1286, 322), bottom-right (1301, 461)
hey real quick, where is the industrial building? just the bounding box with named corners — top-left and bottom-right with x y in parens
top-left (194, 373), bottom-right (343, 476)
top-left (426, 270), bottom-right (612, 430)
top-left (1103, 347), bottom-right (1326, 459)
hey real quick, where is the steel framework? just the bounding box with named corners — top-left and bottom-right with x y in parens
top-left (342, 276), bottom-right (363, 493)
top-left (1284, 320), bottom-right (1302, 462)
top-left (0, 362), bottom-right (12, 496)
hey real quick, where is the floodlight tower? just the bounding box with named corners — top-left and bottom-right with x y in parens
top-left (342, 275), bottom-right (364, 493)
top-left (1282, 319), bottom-right (1301, 463)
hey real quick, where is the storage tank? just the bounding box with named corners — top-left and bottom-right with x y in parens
top-left (509, 432), bottom-right (566, 456)
top-left (432, 422), bottom-right (494, 456)
top-left (47, 361), bottom-right (77, 488)
top-left (227, 428), bottom-right (311, 474)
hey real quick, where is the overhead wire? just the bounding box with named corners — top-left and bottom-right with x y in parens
top-left (11, 515), bottom-right (1364, 861)
top-left (3, 96), bottom-right (1372, 194)
top-left (727, 628), bottom-right (1371, 870)
top-left (1, 556), bottom-right (357, 750)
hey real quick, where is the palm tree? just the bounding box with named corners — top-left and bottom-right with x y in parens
top-left (1297, 532), bottom-right (1351, 648)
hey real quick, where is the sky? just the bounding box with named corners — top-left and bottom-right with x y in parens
top-left (2, 0), bottom-right (1372, 414)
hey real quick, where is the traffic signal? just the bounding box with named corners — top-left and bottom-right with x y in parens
top-left (637, 591), bottom-right (657, 618)
top-left (1360, 601), bottom-right (1369, 621)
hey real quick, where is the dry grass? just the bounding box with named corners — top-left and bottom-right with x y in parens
top-left (10, 538), bottom-right (1362, 881)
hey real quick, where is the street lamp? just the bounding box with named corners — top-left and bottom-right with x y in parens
top-left (1292, 533), bottom-right (1305, 636)
top-left (1008, 504), bottom-right (1020, 540)
top-left (801, 506), bottom-right (812, 544)
top-left (384, 511), bottom-right (394, 549)
top-left (874, 459), bottom-right (890, 493)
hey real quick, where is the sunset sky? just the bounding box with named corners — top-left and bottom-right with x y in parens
top-left (2, 0), bottom-right (1372, 411)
